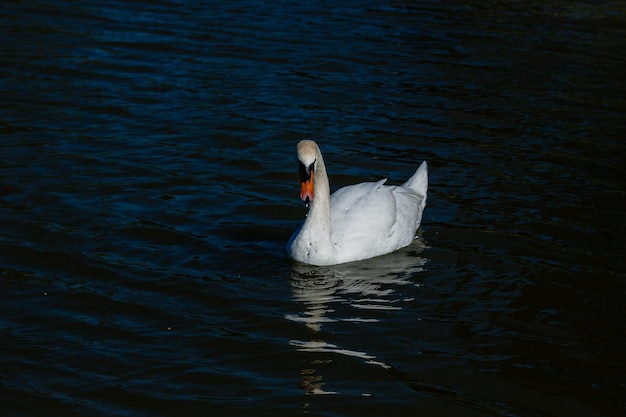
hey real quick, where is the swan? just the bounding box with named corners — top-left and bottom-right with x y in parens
top-left (287, 140), bottom-right (428, 266)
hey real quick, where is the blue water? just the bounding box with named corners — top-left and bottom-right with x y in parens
top-left (2, 1), bottom-right (625, 416)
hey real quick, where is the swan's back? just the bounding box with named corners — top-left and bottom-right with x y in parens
top-left (328, 161), bottom-right (428, 264)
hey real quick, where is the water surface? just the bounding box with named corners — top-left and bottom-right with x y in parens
top-left (2, 1), bottom-right (625, 416)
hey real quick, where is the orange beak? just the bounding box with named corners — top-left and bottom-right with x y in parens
top-left (300, 170), bottom-right (314, 203)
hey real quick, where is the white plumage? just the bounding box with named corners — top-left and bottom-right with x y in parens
top-left (287, 140), bottom-right (428, 266)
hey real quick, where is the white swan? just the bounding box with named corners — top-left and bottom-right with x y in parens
top-left (287, 140), bottom-right (428, 266)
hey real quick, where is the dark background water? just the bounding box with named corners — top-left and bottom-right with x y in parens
top-left (1, 0), bottom-right (625, 416)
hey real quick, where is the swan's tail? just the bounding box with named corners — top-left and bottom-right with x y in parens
top-left (402, 161), bottom-right (428, 228)
top-left (402, 161), bottom-right (428, 198)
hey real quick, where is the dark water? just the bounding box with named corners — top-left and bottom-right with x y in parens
top-left (2, 0), bottom-right (625, 415)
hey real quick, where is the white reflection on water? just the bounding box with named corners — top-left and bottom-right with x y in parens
top-left (291, 340), bottom-right (391, 370)
top-left (287, 240), bottom-right (426, 332)
top-left (287, 240), bottom-right (427, 395)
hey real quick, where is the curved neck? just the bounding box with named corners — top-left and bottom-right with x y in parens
top-left (302, 150), bottom-right (334, 249)
top-left (312, 151), bottom-right (330, 212)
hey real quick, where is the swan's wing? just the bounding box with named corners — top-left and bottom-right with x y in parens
top-left (331, 180), bottom-right (394, 235)
top-left (329, 180), bottom-right (409, 256)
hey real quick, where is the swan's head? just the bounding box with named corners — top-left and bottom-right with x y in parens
top-left (296, 140), bottom-right (318, 203)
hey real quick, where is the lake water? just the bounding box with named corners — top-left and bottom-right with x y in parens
top-left (2, 1), bottom-right (625, 416)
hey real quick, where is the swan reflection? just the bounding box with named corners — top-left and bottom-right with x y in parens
top-left (287, 240), bottom-right (427, 395)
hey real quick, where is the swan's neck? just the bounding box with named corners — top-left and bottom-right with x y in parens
top-left (300, 152), bottom-right (335, 260)
top-left (308, 155), bottom-right (331, 227)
